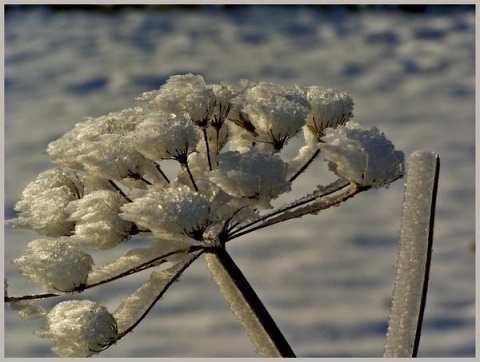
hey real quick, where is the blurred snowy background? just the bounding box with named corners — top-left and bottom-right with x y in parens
top-left (4, 5), bottom-right (475, 358)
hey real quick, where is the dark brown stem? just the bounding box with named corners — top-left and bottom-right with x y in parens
top-left (5, 246), bottom-right (203, 303)
top-left (115, 250), bottom-right (203, 340)
top-left (289, 148), bottom-right (320, 183)
top-left (202, 128), bottom-right (213, 171)
top-left (205, 248), bottom-right (295, 357)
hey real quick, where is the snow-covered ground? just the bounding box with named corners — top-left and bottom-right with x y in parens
top-left (4, 5), bottom-right (475, 358)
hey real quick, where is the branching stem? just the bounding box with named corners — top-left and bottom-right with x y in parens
top-left (184, 161), bottom-right (199, 192)
top-left (5, 246), bottom-right (203, 303)
top-left (202, 128), bottom-right (213, 171)
top-left (228, 183), bottom-right (368, 242)
top-left (289, 148), bottom-right (320, 183)
top-left (227, 178), bottom-right (350, 240)
top-left (115, 250), bottom-right (203, 341)
top-left (155, 162), bottom-right (171, 183)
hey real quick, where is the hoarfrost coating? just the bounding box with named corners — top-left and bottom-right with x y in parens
top-left (5, 73), bottom-right (405, 357)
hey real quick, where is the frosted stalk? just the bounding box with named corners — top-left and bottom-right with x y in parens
top-left (384, 151), bottom-right (440, 357)
top-left (87, 239), bottom-right (190, 284)
top-left (113, 253), bottom-right (194, 332)
top-left (205, 249), bottom-right (295, 357)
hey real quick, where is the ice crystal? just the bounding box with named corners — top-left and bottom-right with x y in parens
top-left (65, 190), bottom-right (134, 250)
top-left (6, 168), bottom-right (82, 236)
top-left (131, 111), bottom-right (200, 162)
top-left (299, 85), bottom-right (354, 140)
top-left (13, 238), bottom-right (93, 293)
top-left (36, 300), bottom-right (118, 357)
top-left (121, 185), bottom-right (216, 241)
top-left (320, 121), bottom-right (404, 188)
top-left (210, 150), bottom-right (290, 208)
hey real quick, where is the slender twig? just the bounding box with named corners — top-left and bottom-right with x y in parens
top-left (289, 148), bottom-right (320, 183)
top-left (108, 180), bottom-right (132, 203)
top-left (184, 161), bottom-right (199, 192)
top-left (227, 183), bottom-right (367, 242)
top-left (115, 250), bottom-right (203, 340)
top-left (205, 247), bottom-right (295, 357)
top-left (412, 155), bottom-right (439, 357)
top-left (202, 128), bottom-right (213, 171)
top-left (5, 246), bottom-right (203, 303)
top-left (140, 176), bottom-right (153, 185)
top-left (155, 162), bottom-right (170, 183)
top-left (227, 178), bottom-right (350, 240)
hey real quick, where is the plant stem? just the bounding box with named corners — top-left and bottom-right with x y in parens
top-left (228, 182), bottom-right (365, 242)
top-left (183, 161), bottom-right (199, 192)
top-left (5, 246), bottom-right (203, 302)
top-left (227, 178), bottom-right (350, 239)
top-left (383, 152), bottom-right (440, 358)
top-left (204, 247), bottom-right (295, 357)
top-left (289, 148), bottom-right (320, 183)
top-left (202, 128), bottom-right (213, 171)
top-left (155, 162), bottom-right (170, 183)
top-left (115, 251), bottom-right (202, 341)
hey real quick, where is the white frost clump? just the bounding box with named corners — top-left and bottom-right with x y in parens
top-left (6, 168), bottom-right (82, 236)
top-left (235, 82), bottom-right (310, 151)
top-left (65, 190), bottom-right (134, 250)
top-left (299, 86), bottom-right (354, 140)
top-left (131, 112), bottom-right (200, 161)
top-left (121, 185), bottom-right (215, 241)
top-left (47, 108), bottom-right (145, 177)
top-left (137, 73), bottom-right (216, 126)
top-left (210, 150), bottom-right (290, 208)
top-left (13, 238), bottom-right (93, 293)
top-left (319, 121), bottom-right (404, 188)
top-left (36, 300), bottom-right (118, 357)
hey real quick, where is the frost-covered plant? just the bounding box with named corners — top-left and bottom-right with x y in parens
top-left (5, 73), bottom-right (405, 357)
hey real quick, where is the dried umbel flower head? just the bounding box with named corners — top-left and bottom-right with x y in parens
top-left (6, 168), bottom-right (82, 237)
top-left (35, 300), bottom-right (118, 357)
top-left (6, 73), bottom-right (405, 357)
top-left (298, 85), bottom-right (354, 140)
top-left (13, 238), bottom-right (93, 293)
top-left (320, 121), bottom-right (405, 188)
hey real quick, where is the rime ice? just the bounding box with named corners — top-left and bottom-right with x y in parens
top-left (320, 121), bottom-right (404, 188)
top-left (6, 73), bottom-right (405, 357)
top-left (36, 300), bottom-right (118, 357)
top-left (13, 238), bottom-right (93, 293)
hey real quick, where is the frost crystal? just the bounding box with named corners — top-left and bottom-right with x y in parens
top-left (13, 238), bottom-right (93, 293)
top-left (36, 300), bottom-right (118, 357)
top-left (320, 121), bottom-right (404, 188)
top-left (233, 82), bottom-right (310, 151)
top-left (65, 190), bottom-right (134, 250)
top-left (137, 73), bottom-right (216, 126)
top-left (47, 107), bottom-right (145, 175)
top-left (131, 112), bottom-right (200, 161)
top-left (299, 86), bottom-right (354, 140)
top-left (6, 168), bottom-right (82, 236)
top-left (121, 185), bottom-right (215, 241)
top-left (210, 150), bottom-right (290, 208)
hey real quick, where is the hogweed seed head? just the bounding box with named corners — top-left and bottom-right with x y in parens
top-left (13, 238), bottom-right (93, 293)
top-left (320, 121), bottom-right (404, 188)
top-left (35, 300), bottom-right (118, 357)
top-left (6, 74), bottom-right (405, 357)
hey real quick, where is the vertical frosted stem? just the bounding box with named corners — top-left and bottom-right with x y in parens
top-left (205, 248), bottom-right (295, 357)
top-left (384, 151), bottom-right (440, 358)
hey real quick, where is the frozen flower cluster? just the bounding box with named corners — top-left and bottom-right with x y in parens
top-left (35, 300), bottom-right (118, 357)
top-left (6, 73), bottom-right (404, 357)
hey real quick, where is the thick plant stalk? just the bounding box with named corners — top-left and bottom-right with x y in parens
top-left (384, 151), bottom-right (440, 358)
top-left (205, 248), bottom-right (295, 357)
